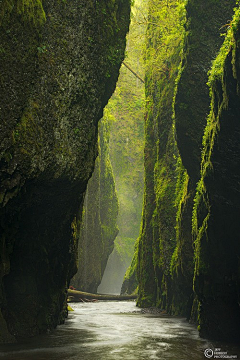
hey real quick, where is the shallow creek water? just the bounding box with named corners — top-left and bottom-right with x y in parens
top-left (0, 301), bottom-right (240, 360)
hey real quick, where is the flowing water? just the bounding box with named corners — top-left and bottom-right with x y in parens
top-left (0, 301), bottom-right (240, 360)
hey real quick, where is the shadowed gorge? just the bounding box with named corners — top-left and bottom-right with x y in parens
top-left (1, 0), bottom-right (240, 352)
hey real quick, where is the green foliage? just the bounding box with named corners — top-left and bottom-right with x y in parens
top-left (102, 0), bottom-right (146, 283)
top-left (37, 45), bottom-right (47, 54)
top-left (145, 0), bottom-right (186, 86)
top-left (170, 158), bottom-right (189, 276)
top-left (115, 237), bottom-right (136, 264)
top-left (208, 7), bottom-right (240, 86)
top-left (96, 0), bottom-right (146, 294)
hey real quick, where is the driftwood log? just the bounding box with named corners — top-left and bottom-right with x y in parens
top-left (68, 289), bottom-right (137, 302)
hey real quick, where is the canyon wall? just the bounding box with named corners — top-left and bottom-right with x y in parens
top-left (0, 0), bottom-right (130, 342)
top-left (129, 0), bottom-right (240, 342)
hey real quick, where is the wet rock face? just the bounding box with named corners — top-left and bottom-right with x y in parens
top-left (175, 0), bottom-right (236, 182)
top-left (193, 26), bottom-right (240, 342)
top-left (0, 0), bottom-right (130, 341)
top-left (134, 0), bottom-right (240, 343)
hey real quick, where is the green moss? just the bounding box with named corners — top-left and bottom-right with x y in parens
top-left (190, 5), bottom-right (240, 341)
top-left (137, 294), bottom-right (155, 307)
top-left (208, 7), bottom-right (240, 87)
top-left (17, 0), bottom-right (46, 26)
top-left (12, 100), bottom-right (44, 158)
top-left (137, 0), bottom-right (238, 321)
top-left (192, 9), bottom-right (240, 281)
top-left (175, 0), bottom-right (236, 180)
top-left (121, 237), bottom-right (139, 294)
top-left (0, 0), bottom-right (46, 27)
top-left (0, 0), bottom-right (131, 341)
top-left (136, 0), bottom-right (186, 311)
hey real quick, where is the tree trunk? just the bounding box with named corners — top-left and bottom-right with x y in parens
top-left (68, 289), bottom-right (137, 302)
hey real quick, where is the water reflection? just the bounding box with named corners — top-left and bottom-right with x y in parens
top-left (0, 301), bottom-right (239, 360)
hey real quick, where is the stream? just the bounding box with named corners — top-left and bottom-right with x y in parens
top-left (0, 301), bottom-right (240, 360)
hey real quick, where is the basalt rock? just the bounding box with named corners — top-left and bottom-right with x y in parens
top-left (0, 0), bottom-right (130, 342)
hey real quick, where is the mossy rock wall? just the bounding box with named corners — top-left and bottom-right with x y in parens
top-left (136, 0), bottom-right (185, 309)
top-left (71, 117), bottom-right (119, 294)
top-left (0, 0), bottom-right (130, 342)
top-left (171, 0), bottom-right (237, 324)
top-left (175, 0), bottom-right (236, 181)
top-left (193, 9), bottom-right (240, 341)
top-left (136, 0), bottom-right (240, 342)
top-left (121, 237), bottom-right (139, 295)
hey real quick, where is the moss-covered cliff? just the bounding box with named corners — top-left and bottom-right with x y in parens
top-left (0, 0), bottom-right (130, 342)
top-left (175, 0), bottom-right (236, 181)
top-left (135, 0), bottom-right (240, 342)
top-left (171, 0), bottom-right (236, 319)
top-left (71, 116), bottom-right (119, 294)
top-left (193, 8), bottom-right (240, 341)
top-left (135, 0), bottom-right (185, 308)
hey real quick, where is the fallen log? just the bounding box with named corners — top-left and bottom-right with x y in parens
top-left (67, 289), bottom-right (137, 302)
